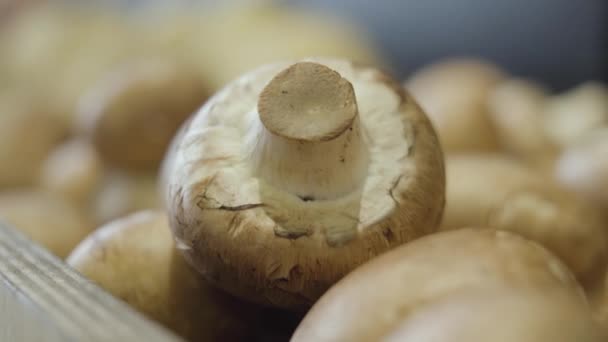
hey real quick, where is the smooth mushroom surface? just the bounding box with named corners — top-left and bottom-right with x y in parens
top-left (555, 129), bottom-right (608, 211)
top-left (291, 228), bottom-right (584, 342)
top-left (384, 287), bottom-right (606, 342)
top-left (0, 190), bottom-right (92, 258)
top-left (487, 78), bottom-right (558, 170)
top-left (0, 91), bottom-right (66, 188)
top-left (77, 59), bottom-right (209, 170)
top-left (443, 154), bottom-right (608, 287)
top-left (166, 58), bottom-right (445, 309)
top-left (39, 138), bottom-right (104, 206)
top-left (67, 210), bottom-right (259, 341)
top-left (405, 58), bottom-right (504, 153)
top-left (543, 82), bottom-right (608, 148)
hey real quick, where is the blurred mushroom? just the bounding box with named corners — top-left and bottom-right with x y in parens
top-left (405, 58), bottom-right (505, 153)
top-left (0, 90), bottom-right (66, 188)
top-left (443, 154), bottom-right (608, 288)
top-left (67, 210), bottom-right (260, 341)
top-left (77, 59), bottom-right (209, 171)
top-left (0, 190), bottom-right (92, 258)
top-left (487, 78), bottom-right (559, 170)
top-left (555, 129), bottom-right (608, 211)
top-left (544, 81), bottom-right (608, 148)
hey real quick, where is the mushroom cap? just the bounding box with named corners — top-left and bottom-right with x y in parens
top-left (291, 228), bottom-right (584, 342)
top-left (0, 190), bottom-right (92, 258)
top-left (486, 78), bottom-right (558, 168)
top-left (443, 154), bottom-right (608, 287)
top-left (166, 58), bottom-right (445, 309)
top-left (39, 138), bottom-right (104, 205)
top-left (385, 287), bottom-right (606, 342)
top-left (555, 130), bottom-right (608, 210)
top-left (0, 91), bottom-right (66, 188)
top-left (77, 59), bottom-right (209, 170)
top-left (405, 58), bottom-right (504, 153)
top-left (67, 210), bottom-right (258, 341)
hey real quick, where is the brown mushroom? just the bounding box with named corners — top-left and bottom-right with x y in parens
top-left (0, 90), bottom-right (66, 188)
top-left (67, 210), bottom-right (259, 341)
top-left (77, 59), bottom-right (209, 170)
top-left (292, 228), bottom-right (587, 341)
top-left (385, 287), bottom-right (606, 342)
top-left (442, 154), bottom-right (608, 288)
top-left (0, 190), bottom-right (92, 258)
top-left (39, 138), bottom-right (104, 206)
top-left (405, 58), bottom-right (504, 153)
top-left (165, 58), bottom-right (445, 310)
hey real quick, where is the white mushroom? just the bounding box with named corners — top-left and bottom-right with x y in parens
top-left (166, 58), bottom-right (445, 309)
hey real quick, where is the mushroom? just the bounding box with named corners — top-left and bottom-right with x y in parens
top-left (555, 129), bottom-right (608, 211)
top-left (67, 210), bottom-right (260, 341)
top-left (39, 138), bottom-right (104, 206)
top-left (0, 90), bottom-right (66, 188)
top-left (442, 154), bottom-right (608, 288)
top-left (486, 78), bottom-right (559, 170)
top-left (165, 58), bottom-right (445, 310)
top-left (93, 170), bottom-right (161, 225)
top-left (405, 58), bottom-right (504, 153)
top-left (0, 190), bottom-right (92, 258)
top-left (77, 59), bottom-right (209, 170)
top-left (291, 228), bottom-right (586, 341)
top-left (384, 287), bottom-right (607, 342)
top-left (543, 81), bottom-right (608, 148)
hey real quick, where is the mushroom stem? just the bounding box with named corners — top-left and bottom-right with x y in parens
top-left (246, 62), bottom-right (369, 200)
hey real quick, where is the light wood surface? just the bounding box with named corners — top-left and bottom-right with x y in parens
top-left (0, 220), bottom-right (183, 342)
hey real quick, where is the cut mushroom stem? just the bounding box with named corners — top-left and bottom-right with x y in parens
top-left (246, 62), bottom-right (369, 201)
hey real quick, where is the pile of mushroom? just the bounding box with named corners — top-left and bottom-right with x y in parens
top-left (1, 3), bottom-right (608, 340)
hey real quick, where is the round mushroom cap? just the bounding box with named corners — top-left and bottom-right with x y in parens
top-left (67, 210), bottom-right (258, 341)
top-left (385, 287), bottom-right (606, 342)
top-left (0, 190), bottom-right (92, 258)
top-left (77, 59), bottom-right (209, 170)
top-left (443, 154), bottom-right (608, 288)
top-left (0, 91), bottom-right (66, 188)
top-left (166, 58), bottom-right (445, 310)
top-left (39, 139), bottom-right (104, 205)
top-left (405, 58), bottom-right (505, 153)
top-left (291, 228), bottom-right (584, 342)
top-left (555, 129), bottom-right (608, 210)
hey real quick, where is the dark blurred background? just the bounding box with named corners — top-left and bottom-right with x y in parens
top-left (286, 0), bottom-right (608, 90)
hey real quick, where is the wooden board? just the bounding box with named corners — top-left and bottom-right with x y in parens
top-left (0, 220), bottom-right (184, 342)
